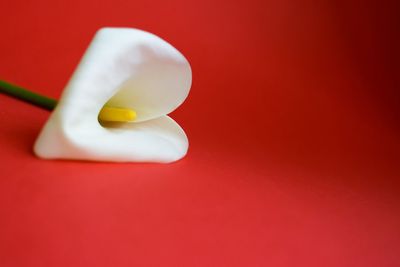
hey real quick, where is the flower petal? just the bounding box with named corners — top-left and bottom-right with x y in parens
top-left (34, 115), bottom-right (188, 162)
top-left (58, 27), bottom-right (192, 122)
top-left (34, 27), bottom-right (191, 162)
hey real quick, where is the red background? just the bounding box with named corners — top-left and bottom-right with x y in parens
top-left (0, 0), bottom-right (399, 266)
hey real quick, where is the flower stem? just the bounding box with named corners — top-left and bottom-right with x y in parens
top-left (0, 80), bottom-right (57, 111)
top-left (0, 79), bottom-right (137, 122)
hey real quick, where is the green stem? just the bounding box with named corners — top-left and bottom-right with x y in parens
top-left (0, 80), bottom-right (57, 111)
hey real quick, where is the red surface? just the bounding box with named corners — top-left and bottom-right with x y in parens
top-left (0, 0), bottom-right (399, 266)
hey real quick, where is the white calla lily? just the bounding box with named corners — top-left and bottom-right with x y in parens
top-left (33, 27), bottom-right (192, 163)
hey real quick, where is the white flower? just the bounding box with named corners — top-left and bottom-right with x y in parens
top-left (34, 27), bottom-right (192, 163)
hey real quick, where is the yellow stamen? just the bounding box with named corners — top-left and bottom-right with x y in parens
top-left (98, 106), bottom-right (137, 122)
